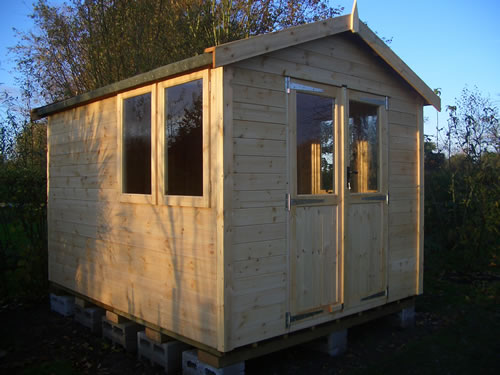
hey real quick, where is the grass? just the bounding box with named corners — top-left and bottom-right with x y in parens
top-left (348, 248), bottom-right (500, 375)
top-left (22, 360), bottom-right (77, 375)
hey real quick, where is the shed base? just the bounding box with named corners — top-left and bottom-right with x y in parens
top-left (198, 297), bottom-right (415, 368)
top-left (74, 305), bottom-right (105, 334)
top-left (102, 317), bottom-right (142, 352)
top-left (50, 293), bottom-right (75, 317)
top-left (137, 331), bottom-right (190, 373)
top-left (396, 305), bottom-right (416, 329)
top-left (184, 349), bottom-right (245, 375)
top-left (310, 329), bottom-right (348, 357)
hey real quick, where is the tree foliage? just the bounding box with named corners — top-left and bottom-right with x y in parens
top-left (12, 0), bottom-right (342, 103)
top-left (425, 87), bottom-right (499, 271)
top-left (0, 89), bottom-right (47, 300)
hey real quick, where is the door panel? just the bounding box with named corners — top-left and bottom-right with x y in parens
top-left (288, 79), bottom-right (342, 318)
top-left (346, 203), bottom-right (385, 303)
top-left (294, 205), bottom-right (339, 312)
top-left (344, 91), bottom-right (388, 308)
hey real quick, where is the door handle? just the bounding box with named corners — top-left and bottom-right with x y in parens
top-left (347, 166), bottom-right (358, 190)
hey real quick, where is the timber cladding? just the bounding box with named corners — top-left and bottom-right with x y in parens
top-left (47, 91), bottom-right (220, 348)
top-left (225, 32), bottom-right (424, 349)
top-left (40, 7), bottom-right (439, 355)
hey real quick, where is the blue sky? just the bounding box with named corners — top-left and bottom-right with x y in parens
top-left (1, 0), bottom-right (499, 139)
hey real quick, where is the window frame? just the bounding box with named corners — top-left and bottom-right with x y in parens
top-left (117, 84), bottom-right (157, 205)
top-left (295, 91), bottom-right (337, 196)
top-left (157, 70), bottom-right (210, 208)
top-left (289, 79), bottom-right (341, 202)
top-left (347, 90), bottom-right (387, 197)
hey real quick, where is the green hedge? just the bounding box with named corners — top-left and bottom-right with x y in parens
top-left (0, 164), bottom-right (47, 300)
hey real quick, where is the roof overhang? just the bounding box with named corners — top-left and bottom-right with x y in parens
top-left (31, 53), bottom-right (213, 121)
top-left (205, 1), bottom-right (440, 111)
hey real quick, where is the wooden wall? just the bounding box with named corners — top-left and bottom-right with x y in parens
top-left (226, 32), bottom-right (422, 350)
top-left (228, 66), bottom-right (289, 348)
top-left (48, 70), bottom-right (221, 349)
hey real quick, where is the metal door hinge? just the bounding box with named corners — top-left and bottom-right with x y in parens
top-left (285, 193), bottom-right (291, 211)
top-left (285, 77), bottom-right (324, 94)
top-left (291, 198), bottom-right (325, 205)
top-left (285, 309), bottom-right (324, 328)
top-left (360, 195), bottom-right (387, 201)
top-left (360, 290), bottom-right (386, 302)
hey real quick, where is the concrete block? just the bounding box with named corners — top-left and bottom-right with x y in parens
top-left (137, 331), bottom-right (190, 373)
top-left (50, 293), bottom-right (75, 317)
top-left (397, 305), bottom-right (415, 328)
top-left (311, 329), bottom-right (348, 357)
top-left (74, 305), bottom-right (105, 334)
top-left (182, 349), bottom-right (245, 375)
top-left (102, 317), bottom-right (142, 352)
top-left (74, 297), bottom-right (93, 308)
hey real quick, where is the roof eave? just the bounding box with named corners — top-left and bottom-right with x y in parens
top-left (206, 1), bottom-right (440, 112)
top-left (206, 14), bottom-right (352, 68)
top-left (31, 53), bottom-right (213, 121)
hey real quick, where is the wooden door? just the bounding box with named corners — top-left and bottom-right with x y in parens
top-left (287, 79), bottom-right (343, 323)
top-left (344, 90), bottom-right (389, 308)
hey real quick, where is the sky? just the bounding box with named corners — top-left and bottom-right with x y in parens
top-left (0, 0), bottom-right (499, 140)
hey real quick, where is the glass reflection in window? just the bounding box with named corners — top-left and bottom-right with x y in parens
top-left (122, 92), bottom-right (151, 195)
top-left (296, 92), bottom-right (335, 195)
top-left (348, 101), bottom-right (379, 193)
top-left (165, 79), bottom-right (203, 196)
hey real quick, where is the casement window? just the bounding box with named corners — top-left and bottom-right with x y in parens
top-left (348, 100), bottom-right (380, 193)
top-left (118, 71), bottom-right (209, 207)
top-left (158, 71), bottom-right (210, 207)
top-left (296, 92), bottom-right (335, 195)
top-left (118, 85), bottom-right (157, 204)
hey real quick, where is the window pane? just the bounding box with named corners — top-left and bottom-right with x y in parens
top-left (123, 92), bottom-right (151, 194)
top-left (348, 101), bottom-right (378, 193)
top-left (296, 92), bottom-right (334, 195)
top-left (165, 79), bottom-right (203, 196)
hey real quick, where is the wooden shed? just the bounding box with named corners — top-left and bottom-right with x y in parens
top-left (32, 4), bottom-right (440, 363)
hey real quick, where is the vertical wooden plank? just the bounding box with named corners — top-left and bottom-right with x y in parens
top-left (340, 86), bottom-right (348, 305)
top-left (416, 101), bottom-right (424, 295)
top-left (381, 100), bottom-right (389, 298)
top-left (223, 66), bottom-right (234, 351)
top-left (214, 66), bottom-right (233, 351)
top-left (288, 87), bottom-right (298, 316)
top-left (47, 116), bottom-right (53, 281)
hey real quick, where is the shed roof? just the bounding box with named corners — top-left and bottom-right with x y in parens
top-left (31, 3), bottom-right (440, 120)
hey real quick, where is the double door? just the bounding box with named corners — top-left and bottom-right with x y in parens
top-left (287, 78), bottom-right (388, 321)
